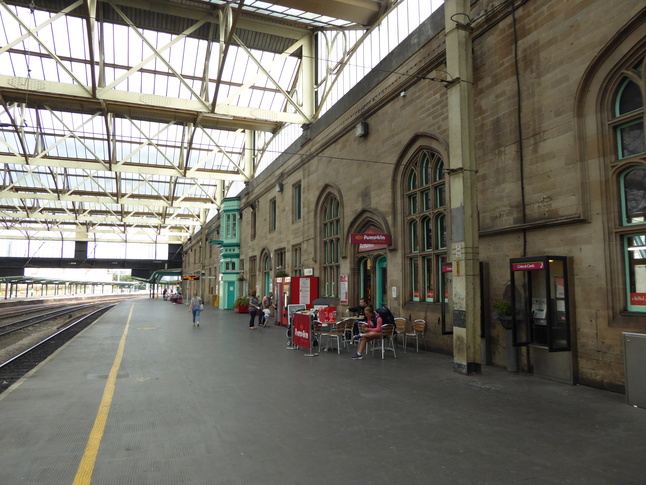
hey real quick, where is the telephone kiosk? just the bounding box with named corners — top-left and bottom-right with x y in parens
top-left (509, 256), bottom-right (574, 384)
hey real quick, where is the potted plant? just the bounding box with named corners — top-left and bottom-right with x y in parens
top-left (275, 269), bottom-right (289, 278)
top-left (492, 299), bottom-right (513, 329)
top-left (234, 296), bottom-right (250, 313)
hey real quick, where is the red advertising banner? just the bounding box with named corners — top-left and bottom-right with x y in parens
top-left (317, 307), bottom-right (337, 323)
top-left (512, 262), bottom-right (545, 271)
top-left (630, 293), bottom-right (646, 306)
top-left (293, 313), bottom-right (311, 348)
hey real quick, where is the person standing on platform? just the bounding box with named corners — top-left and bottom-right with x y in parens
top-left (351, 306), bottom-right (383, 360)
top-left (249, 290), bottom-right (261, 330)
top-left (188, 292), bottom-right (203, 326)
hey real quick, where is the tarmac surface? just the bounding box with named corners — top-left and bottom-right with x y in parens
top-left (1, 298), bottom-right (644, 484)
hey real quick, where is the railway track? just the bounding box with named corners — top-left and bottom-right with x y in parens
top-left (0, 305), bottom-right (115, 394)
top-left (0, 302), bottom-right (109, 336)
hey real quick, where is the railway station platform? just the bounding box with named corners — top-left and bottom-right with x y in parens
top-left (0, 298), bottom-right (644, 485)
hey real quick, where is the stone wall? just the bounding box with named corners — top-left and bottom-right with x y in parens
top-left (235, 1), bottom-right (646, 391)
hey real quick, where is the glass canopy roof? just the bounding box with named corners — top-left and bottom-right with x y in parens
top-left (0, 0), bottom-right (413, 244)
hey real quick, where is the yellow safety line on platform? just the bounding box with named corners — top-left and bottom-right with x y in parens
top-left (73, 303), bottom-right (133, 485)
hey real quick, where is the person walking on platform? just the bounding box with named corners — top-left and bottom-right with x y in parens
top-left (249, 290), bottom-right (261, 330)
top-left (189, 292), bottom-right (203, 326)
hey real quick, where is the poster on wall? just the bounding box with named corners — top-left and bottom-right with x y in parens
top-left (298, 278), bottom-right (311, 304)
top-left (340, 275), bottom-right (348, 305)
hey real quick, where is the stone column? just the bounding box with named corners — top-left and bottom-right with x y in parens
top-left (445, 0), bottom-right (481, 374)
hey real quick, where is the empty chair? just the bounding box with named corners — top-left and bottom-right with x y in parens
top-left (404, 319), bottom-right (427, 353)
top-left (312, 321), bottom-right (324, 350)
top-left (340, 318), bottom-right (355, 349)
top-left (370, 324), bottom-right (397, 359)
top-left (322, 320), bottom-right (345, 354)
top-left (394, 317), bottom-right (407, 348)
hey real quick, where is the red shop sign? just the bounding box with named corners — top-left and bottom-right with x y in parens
top-left (351, 233), bottom-right (391, 245)
top-left (512, 262), bottom-right (545, 271)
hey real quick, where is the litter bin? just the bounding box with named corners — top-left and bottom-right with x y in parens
top-left (623, 332), bottom-right (646, 408)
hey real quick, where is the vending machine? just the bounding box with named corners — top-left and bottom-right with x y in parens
top-left (275, 276), bottom-right (319, 326)
top-left (275, 277), bottom-right (291, 327)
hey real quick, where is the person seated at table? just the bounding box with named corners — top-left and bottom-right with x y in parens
top-left (347, 297), bottom-right (368, 319)
top-left (351, 306), bottom-right (382, 360)
top-left (347, 297), bottom-right (369, 336)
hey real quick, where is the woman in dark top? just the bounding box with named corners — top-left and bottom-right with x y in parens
top-left (248, 290), bottom-right (261, 330)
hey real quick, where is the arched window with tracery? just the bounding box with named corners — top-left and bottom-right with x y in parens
top-left (321, 195), bottom-right (340, 297)
top-left (611, 56), bottom-right (646, 311)
top-left (404, 150), bottom-right (447, 302)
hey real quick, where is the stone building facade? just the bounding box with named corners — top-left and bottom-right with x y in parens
top-left (220, 1), bottom-right (645, 392)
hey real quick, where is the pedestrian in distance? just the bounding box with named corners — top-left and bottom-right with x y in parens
top-left (249, 290), bottom-right (261, 330)
top-left (188, 292), bottom-right (203, 326)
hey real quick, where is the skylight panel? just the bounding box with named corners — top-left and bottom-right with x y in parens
top-left (250, 1), bottom-right (275, 9)
top-left (282, 8), bottom-right (307, 17)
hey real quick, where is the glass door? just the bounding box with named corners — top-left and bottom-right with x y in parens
top-left (375, 256), bottom-right (387, 308)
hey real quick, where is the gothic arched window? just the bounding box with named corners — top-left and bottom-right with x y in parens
top-left (404, 150), bottom-right (447, 302)
top-left (612, 57), bottom-right (646, 311)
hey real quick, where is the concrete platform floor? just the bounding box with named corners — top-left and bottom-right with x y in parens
top-left (0, 298), bottom-right (644, 485)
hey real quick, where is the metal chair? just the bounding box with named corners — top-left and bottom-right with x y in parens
top-left (340, 318), bottom-right (355, 350)
top-left (370, 324), bottom-right (397, 359)
top-left (404, 319), bottom-right (427, 352)
top-left (394, 317), bottom-right (407, 348)
top-left (312, 321), bottom-right (324, 350)
top-left (322, 320), bottom-right (346, 354)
